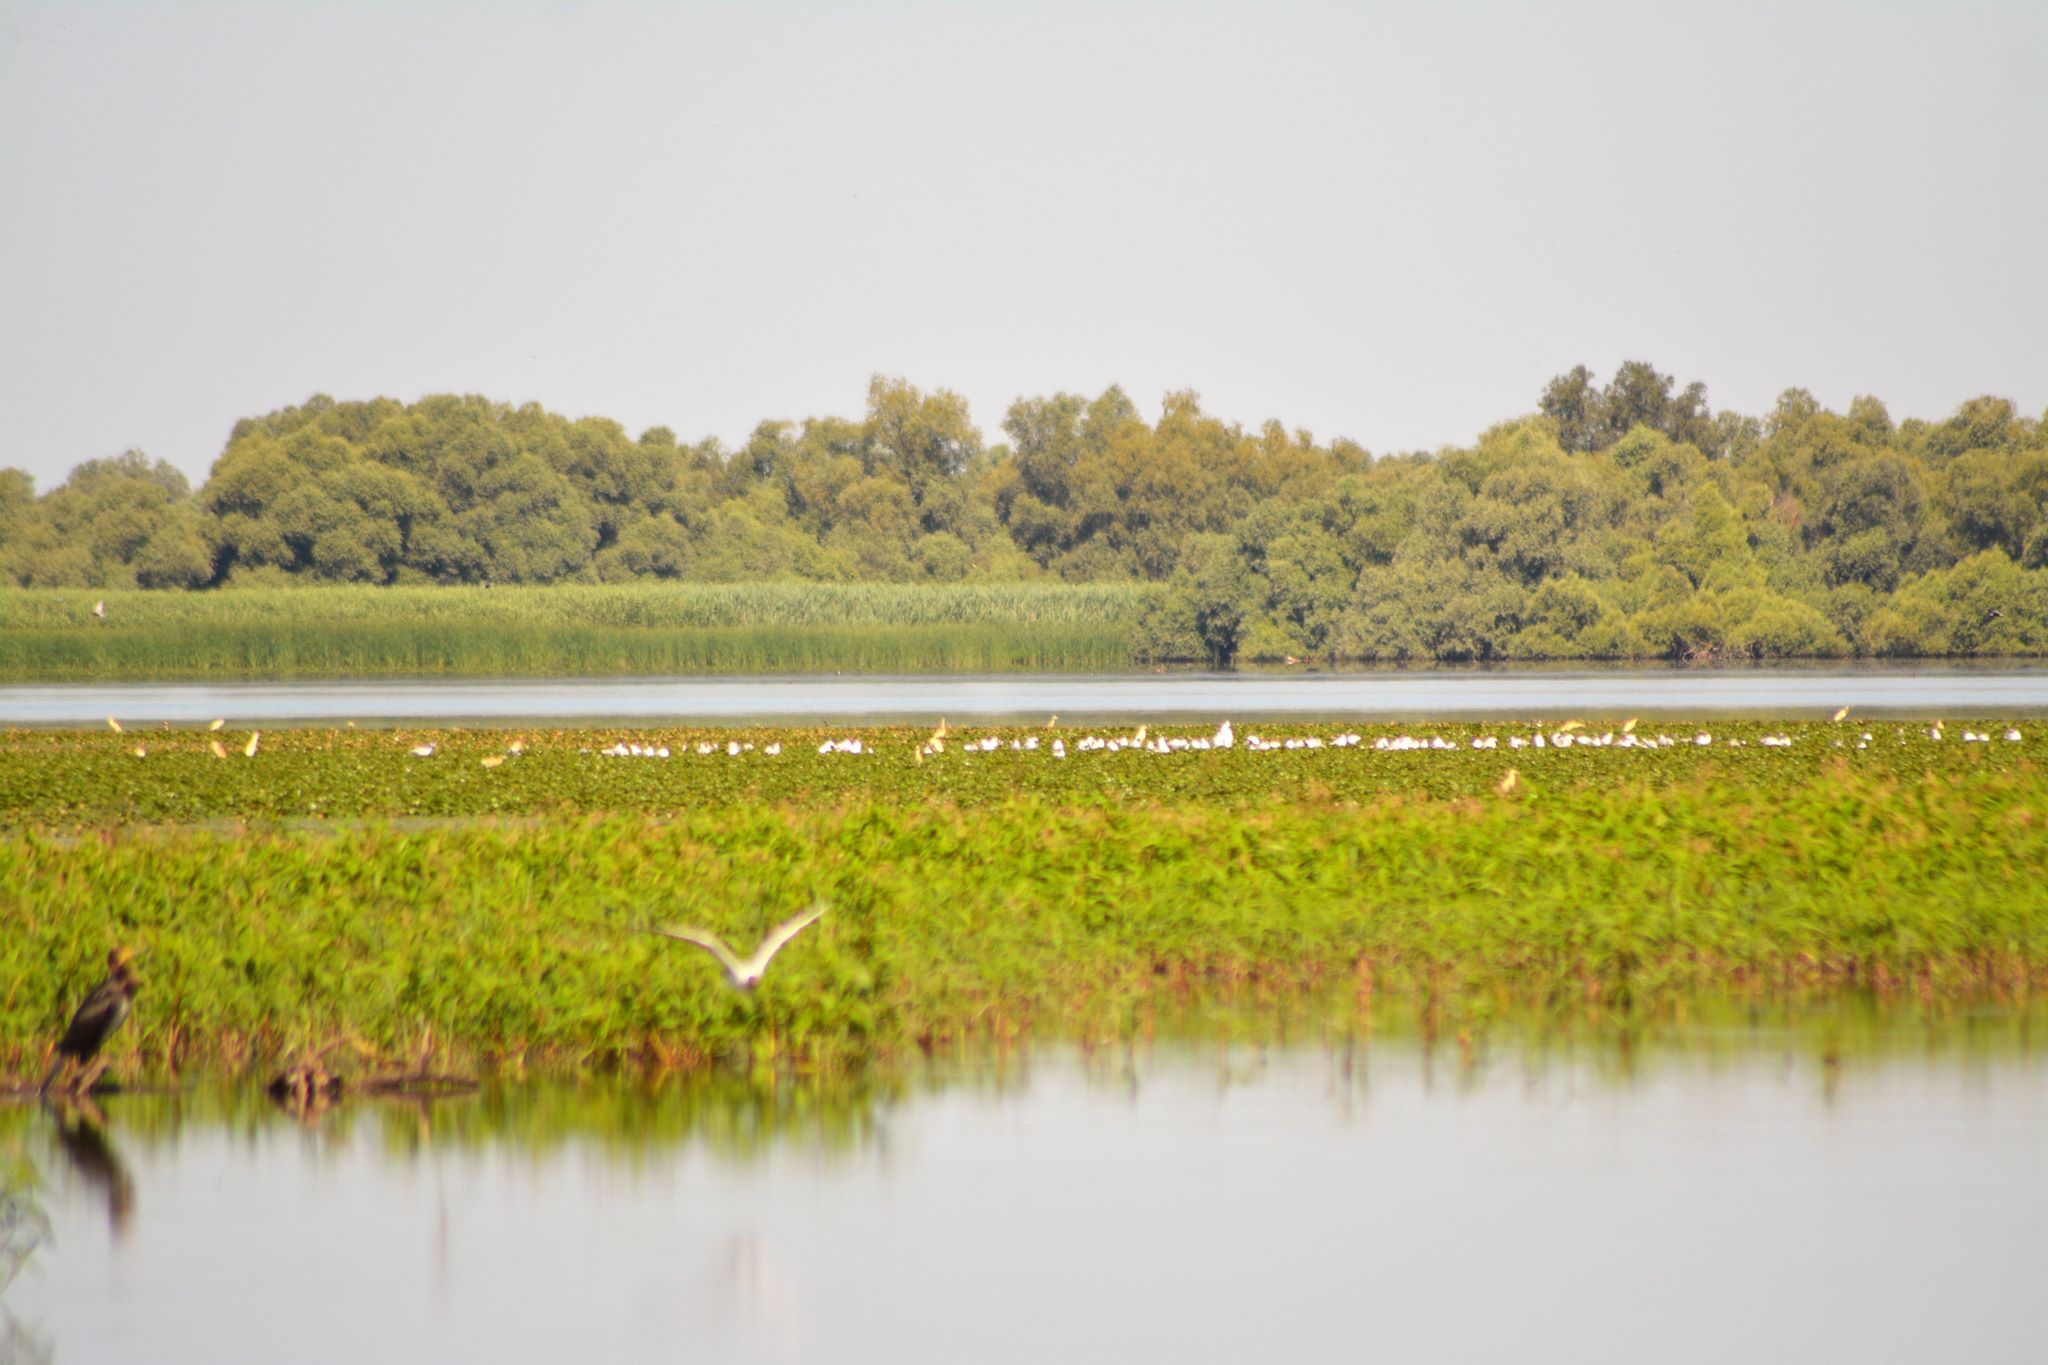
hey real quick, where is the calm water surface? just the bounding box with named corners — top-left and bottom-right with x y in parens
top-left (4, 663), bottom-right (2045, 726)
top-left (3, 1022), bottom-right (2043, 1364)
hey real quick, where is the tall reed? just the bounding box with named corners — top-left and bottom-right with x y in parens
top-left (0, 583), bottom-right (1156, 679)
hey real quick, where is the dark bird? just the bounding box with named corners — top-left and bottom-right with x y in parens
top-left (1983, 608), bottom-right (2004, 624)
top-left (652, 904), bottom-right (827, 991)
top-left (41, 947), bottom-right (143, 1095)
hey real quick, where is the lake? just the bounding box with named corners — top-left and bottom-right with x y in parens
top-left (3, 1013), bottom-right (2042, 1364)
top-left (4, 663), bottom-right (2045, 726)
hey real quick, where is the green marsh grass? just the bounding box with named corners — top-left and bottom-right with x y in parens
top-left (0, 583), bottom-right (1156, 679)
top-left (2, 719), bottom-right (2042, 1080)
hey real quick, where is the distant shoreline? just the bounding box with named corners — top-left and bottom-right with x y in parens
top-left (2, 582), bottom-right (2043, 683)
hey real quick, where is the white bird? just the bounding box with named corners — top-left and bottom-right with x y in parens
top-left (243, 731), bottom-right (261, 757)
top-left (652, 903), bottom-right (828, 991)
top-left (92, 600), bottom-right (106, 619)
top-left (1213, 720), bottom-right (1234, 748)
top-left (410, 743), bottom-right (435, 757)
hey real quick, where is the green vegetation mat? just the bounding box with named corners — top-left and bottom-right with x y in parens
top-left (2, 718), bottom-right (2041, 1081)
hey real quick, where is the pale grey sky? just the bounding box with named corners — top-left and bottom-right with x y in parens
top-left (3, 0), bottom-right (2044, 490)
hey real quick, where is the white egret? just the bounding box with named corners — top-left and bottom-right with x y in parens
top-left (244, 731), bottom-right (261, 757)
top-left (92, 600), bottom-right (106, 619)
top-left (653, 904), bottom-right (828, 991)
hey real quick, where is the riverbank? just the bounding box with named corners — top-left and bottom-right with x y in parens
top-left (2, 719), bottom-right (2042, 1080)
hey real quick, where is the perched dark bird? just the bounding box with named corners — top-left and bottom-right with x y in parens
top-left (42, 947), bottom-right (143, 1095)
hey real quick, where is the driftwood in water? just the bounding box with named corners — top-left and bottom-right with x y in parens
top-left (356, 1070), bottom-right (479, 1096)
top-left (266, 1033), bottom-right (477, 1114)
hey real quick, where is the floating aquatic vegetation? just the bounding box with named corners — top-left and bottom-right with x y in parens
top-left (0, 718), bottom-right (2041, 1080)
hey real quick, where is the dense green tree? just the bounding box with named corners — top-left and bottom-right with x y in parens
top-left (4, 371), bottom-right (2044, 660)
top-left (1539, 365), bottom-right (1602, 453)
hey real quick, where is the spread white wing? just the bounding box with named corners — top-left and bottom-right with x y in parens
top-left (741, 903), bottom-right (828, 976)
top-left (651, 924), bottom-right (746, 979)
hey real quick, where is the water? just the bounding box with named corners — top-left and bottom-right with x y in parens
top-left (4, 1025), bottom-right (2043, 1364)
top-left (4, 663), bottom-right (2044, 726)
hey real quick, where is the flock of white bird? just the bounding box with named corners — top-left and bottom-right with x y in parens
top-left (103, 713), bottom-right (2026, 766)
top-left (565, 717), bottom-right (2026, 765)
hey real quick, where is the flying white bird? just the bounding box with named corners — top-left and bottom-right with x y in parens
top-left (652, 903), bottom-right (828, 991)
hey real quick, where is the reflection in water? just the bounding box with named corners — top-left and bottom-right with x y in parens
top-left (1, 1124), bottom-right (56, 1365)
top-left (699, 1233), bottom-right (803, 1360)
top-left (0, 1165), bottom-right (51, 1294)
top-left (45, 1095), bottom-right (135, 1239)
top-left (0, 1000), bottom-right (2042, 1365)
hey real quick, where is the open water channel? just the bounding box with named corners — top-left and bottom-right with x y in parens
top-left (3, 1013), bottom-right (2043, 1365)
top-left (4, 662), bottom-right (2045, 726)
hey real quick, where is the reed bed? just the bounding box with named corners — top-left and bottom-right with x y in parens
top-left (0, 583), bottom-right (1157, 679)
top-left (1, 720), bottom-right (2042, 1080)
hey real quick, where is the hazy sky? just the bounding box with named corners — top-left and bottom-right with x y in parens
top-left (3, 0), bottom-right (2044, 489)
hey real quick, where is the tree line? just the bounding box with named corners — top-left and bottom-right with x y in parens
top-left (3, 367), bottom-right (2044, 663)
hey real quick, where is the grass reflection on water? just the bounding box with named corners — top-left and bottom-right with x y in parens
top-left (2, 994), bottom-right (2043, 1365)
top-left (3, 991), bottom-right (2038, 1168)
